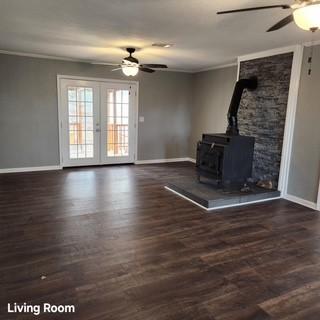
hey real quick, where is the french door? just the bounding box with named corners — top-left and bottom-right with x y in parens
top-left (59, 78), bottom-right (137, 167)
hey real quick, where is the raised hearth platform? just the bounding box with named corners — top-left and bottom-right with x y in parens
top-left (165, 176), bottom-right (281, 210)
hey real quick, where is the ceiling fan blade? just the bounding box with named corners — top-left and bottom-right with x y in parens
top-left (267, 14), bottom-right (294, 32)
top-left (217, 4), bottom-right (290, 15)
top-left (139, 67), bottom-right (155, 73)
top-left (111, 67), bottom-right (122, 72)
top-left (141, 64), bottom-right (168, 69)
top-left (92, 62), bottom-right (120, 66)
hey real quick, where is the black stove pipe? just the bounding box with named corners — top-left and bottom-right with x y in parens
top-left (226, 76), bottom-right (258, 135)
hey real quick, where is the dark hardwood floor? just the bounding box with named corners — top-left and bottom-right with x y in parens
top-left (1, 162), bottom-right (320, 320)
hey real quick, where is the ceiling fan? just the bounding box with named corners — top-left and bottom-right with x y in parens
top-left (217, 0), bottom-right (320, 32)
top-left (101, 48), bottom-right (168, 76)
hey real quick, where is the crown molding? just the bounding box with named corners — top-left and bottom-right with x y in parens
top-left (195, 62), bottom-right (238, 73)
top-left (1, 40), bottom-right (319, 75)
top-left (303, 38), bottom-right (320, 47)
top-left (0, 49), bottom-right (193, 73)
top-left (0, 49), bottom-right (94, 63)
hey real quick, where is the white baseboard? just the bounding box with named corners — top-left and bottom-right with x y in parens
top-left (284, 193), bottom-right (318, 210)
top-left (0, 165), bottom-right (62, 174)
top-left (188, 158), bottom-right (196, 163)
top-left (0, 159), bottom-right (195, 172)
top-left (135, 157), bottom-right (194, 165)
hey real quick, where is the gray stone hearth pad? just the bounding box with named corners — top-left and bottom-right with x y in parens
top-left (166, 176), bottom-right (280, 209)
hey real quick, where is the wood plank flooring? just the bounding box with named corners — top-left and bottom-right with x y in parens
top-left (0, 162), bottom-right (319, 320)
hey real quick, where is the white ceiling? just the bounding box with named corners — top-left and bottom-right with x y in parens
top-left (0, 0), bottom-right (319, 72)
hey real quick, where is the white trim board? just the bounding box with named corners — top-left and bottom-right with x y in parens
top-left (284, 194), bottom-right (318, 211)
top-left (278, 45), bottom-right (304, 196)
top-left (165, 186), bottom-right (281, 212)
top-left (317, 179), bottom-right (320, 211)
top-left (236, 45), bottom-right (301, 80)
top-left (237, 45), bottom-right (304, 199)
top-left (135, 157), bottom-right (194, 165)
top-left (134, 82), bottom-right (140, 163)
top-left (237, 45), bottom-right (299, 64)
top-left (0, 165), bottom-right (62, 174)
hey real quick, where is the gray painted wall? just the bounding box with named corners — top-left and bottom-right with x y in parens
top-left (0, 53), bottom-right (193, 168)
top-left (2, 50), bottom-right (319, 205)
top-left (287, 45), bottom-right (320, 203)
top-left (189, 66), bottom-right (237, 158)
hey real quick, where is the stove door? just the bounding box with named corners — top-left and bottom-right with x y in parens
top-left (197, 142), bottom-right (224, 179)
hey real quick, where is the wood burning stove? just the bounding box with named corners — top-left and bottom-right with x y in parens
top-left (196, 77), bottom-right (257, 186)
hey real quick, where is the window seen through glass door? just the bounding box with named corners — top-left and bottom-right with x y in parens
top-left (106, 89), bottom-right (129, 157)
top-left (67, 87), bottom-right (94, 159)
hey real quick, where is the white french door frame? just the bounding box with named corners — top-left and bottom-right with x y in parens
top-left (100, 82), bottom-right (136, 165)
top-left (59, 78), bottom-right (101, 167)
top-left (57, 75), bottom-right (139, 167)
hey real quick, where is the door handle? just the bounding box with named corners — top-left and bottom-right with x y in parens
top-left (95, 129), bottom-right (101, 132)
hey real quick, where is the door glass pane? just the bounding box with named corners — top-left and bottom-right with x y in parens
top-left (85, 117), bottom-right (93, 130)
top-left (115, 104), bottom-right (122, 117)
top-left (85, 131), bottom-right (93, 144)
top-left (78, 144), bottom-right (86, 158)
top-left (122, 91), bottom-right (129, 104)
top-left (77, 88), bottom-right (85, 101)
top-left (78, 102), bottom-right (85, 116)
top-left (68, 88), bottom-right (77, 101)
top-left (70, 145), bottom-right (77, 159)
top-left (85, 88), bottom-right (93, 102)
top-left (122, 104), bottom-right (129, 117)
top-left (85, 102), bottom-right (93, 116)
top-left (106, 89), bottom-right (129, 157)
top-left (67, 86), bottom-right (94, 159)
top-left (116, 91), bottom-right (122, 103)
top-left (86, 145), bottom-right (93, 158)
top-left (69, 102), bottom-right (77, 116)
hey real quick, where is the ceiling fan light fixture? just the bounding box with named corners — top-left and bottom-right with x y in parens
top-left (122, 65), bottom-right (139, 76)
top-left (121, 60), bottom-right (139, 76)
top-left (293, 3), bottom-right (320, 31)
